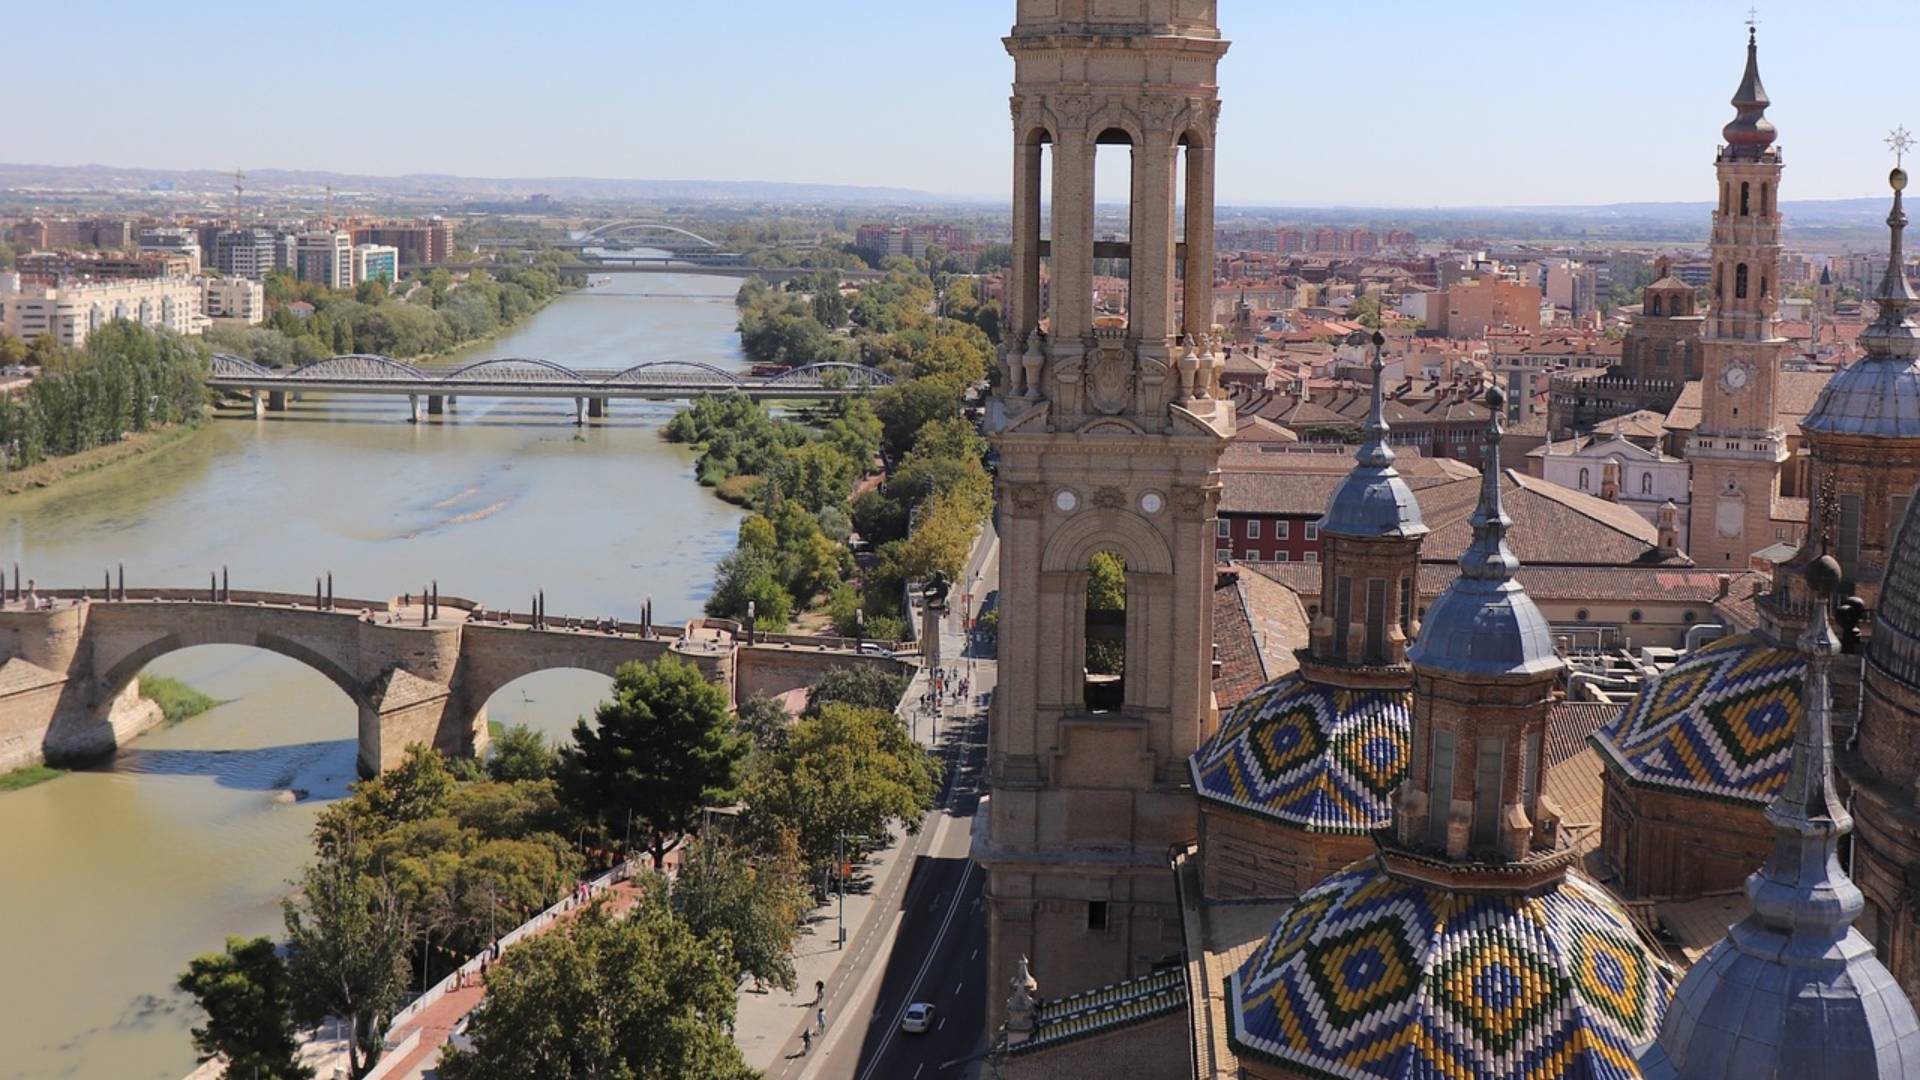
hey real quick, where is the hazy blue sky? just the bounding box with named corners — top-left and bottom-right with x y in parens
top-left (5, 1), bottom-right (1911, 207)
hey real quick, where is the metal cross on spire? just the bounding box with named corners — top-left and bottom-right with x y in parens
top-left (1745, 5), bottom-right (1760, 30)
top-left (1888, 125), bottom-right (1914, 169)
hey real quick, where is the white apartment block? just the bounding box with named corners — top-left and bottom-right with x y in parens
top-left (202, 277), bottom-right (265, 324)
top-left (0, 272), bottom-right (206, 348)
top-left (295, 230), bottom-right (354, 289)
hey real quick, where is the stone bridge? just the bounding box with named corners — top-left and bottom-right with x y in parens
top-left (0, 586), bottom-right (908, 777)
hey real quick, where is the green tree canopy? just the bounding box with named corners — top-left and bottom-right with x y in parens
top-left (177, 936), bottom-right (311, 1080)
top-left (283, 856), bottom-right (414, 1078)
top-left (741, 701), bottom-right (940, 869)
top-left (805, 664), bottom-right (909, 717)
top-left (557, 657), bottom-right (747, 868)
top-left (487, 724), bottom-right (558, 783)
top-left (671, 836), bottom-right (810, 992)
top-left (436, 893), bottom-right (753, 1080)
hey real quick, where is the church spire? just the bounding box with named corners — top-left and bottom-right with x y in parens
top-left (1862, 150), bottom-right (1920, 359)
top-left (1355, 330), bottom-right (1393, 470)
top-left (1723, 24), bottom-right (1777, 158)
top-left (1459, 386), bottom-right (1519, 583)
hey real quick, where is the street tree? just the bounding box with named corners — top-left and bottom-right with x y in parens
top-left (435, 892), bottom-right (753, 1080)
top-left (671, 836), bottom-right (809, 991)
top-left (282, 857), bottom-right (414, 1079)
top-left (557, 656), bottom-right (747, 868)
top-left (176, 936), bottom-right (311, 1080)
top-left (805, 664), bottom-right (909, 717)
top-left (741, 702), bottom-right (941, 869)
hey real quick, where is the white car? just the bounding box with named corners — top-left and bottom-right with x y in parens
top-left (901, 1002), bottom-right (935, 1034)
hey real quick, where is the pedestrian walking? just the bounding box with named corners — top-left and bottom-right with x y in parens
top-left (817, 1006), bottom-right (827, 1034)
top-left (815, 978), bottom-right (825, 1004)
top-left (801, 1030), bottom-right (812, 1055)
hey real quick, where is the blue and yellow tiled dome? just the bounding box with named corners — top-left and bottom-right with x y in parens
top-left (1229, 862), bottom-right (1675, 1080)
top-left (1190, 674), bottom-right (1411, 834)
top-left (1590, 633), bottom-right (1803, 805)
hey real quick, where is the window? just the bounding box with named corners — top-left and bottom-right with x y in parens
top-left (1216, 548), bottom-right (1230, 564)
top-left (1333, 576), bottom-right (1354, 661)
top-left (1365, 578), bottom-right (1388, 663)
top-left (1523, 731), bottom-right (1542, 813)
top-left (1276, 520), bottom-right (1290, 540)
top-left (1215, 518), bottom-right (1230, 538)
top-left (1576, 608), bottom-right (1591, 621)
top-left (1578, 467), bottom-right (1590, 490)
top-left (1305, 523), bottom-right (1320, 541)
top-left (1400, 577), bottom-right (1415, 636)
top-left (1087, 900), bottom-right (1108, 931)
top-left (1740, 181), bottom-right (1751, 216)
top-left (1736, 263), bottom-right (1749, 300)
top-left (1760, 182), bottom-right (1770, 217)
top-left (1630, 609), bottom-right (1643, 623)
top-left (1304, 552), bottom-right (1319, 563)
top-left (1246, 519), bottom-right (1261, 539)
top-left (1472, 736), bottom-right (1504, 851)
top-left (1839, 493), bottom-right (1863, 575)
top-left (1427, 729), bottom-right (1457, 850)
top-left (1276, 551), bottom-right (1289, 563)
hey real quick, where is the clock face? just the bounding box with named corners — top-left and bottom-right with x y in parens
top-left (1721, 363), bottom-right (1750, 392)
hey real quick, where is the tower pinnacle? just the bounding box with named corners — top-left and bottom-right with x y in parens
top-left (1723, 25), bottom-right (1776, 158)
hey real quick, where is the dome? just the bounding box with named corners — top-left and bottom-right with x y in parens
top-left (1720, 28), bottom-right (1776, 157)
top-left (1591, 633), bottom-right (1804, 805)
top-left (1406, 386), bottom-right (1561, 678)
top-left (1229, 861), bottom-right (1674, 1079)
top-left (1321, 332), bottom-right (1429, 541)
top-left (1799, 356), bottom-right (1920, 438)
top-left (1870, 492), bottom-right (1920, 690)
top-left (1189, 672), bottom-right (1410, 834)
top-left (1639, 562), bottom-right (1920, 1079)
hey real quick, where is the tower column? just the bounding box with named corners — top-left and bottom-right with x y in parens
top-left (1130, 130), bottom-right (1177, 347)
top-left (1182, 140), bottom-right (1217, 339)
top-left (1050, 132), bottom-right (1095, 344)
top-left (1010, 135), bottom-right (1045, 350)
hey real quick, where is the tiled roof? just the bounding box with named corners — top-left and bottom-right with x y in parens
top-left (1666, 371), bottom-right (1835, 438)
top-left (1229, 863), bottom-right (1674, 1080)
top-left (1238, 567), bottom-right (1309, 683)
top-left (1190, 673), bottom-right (1410, 834)
top-left (1212, 574), bottom-right (1270, 711)
top-left (1590, 632), bottom-right (1803, 805)
top-left (1547, 700), bottom-right (1622, 769)
top-left (1711, 572), bottom-right (1770, 633)
top-left (1008, 968), bottom-right (1188, 1057)
top-left (1249, 560), bottom-right (1732, 606)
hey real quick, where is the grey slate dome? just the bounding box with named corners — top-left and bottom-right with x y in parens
top-left (1870, 489), bottom-right (1920, 689)
top-left (1406, 386), bottom-right (1560, 677)
top-left (1319, 331), bottom-right (1429, 540)
top-left (1640, 558), bottom-right (1920, 1080)
top-left (1803, 167), bottom-right (1920, 439)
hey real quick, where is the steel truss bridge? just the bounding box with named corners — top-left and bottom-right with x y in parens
top-left (208, 354), bottom-right (893, 421)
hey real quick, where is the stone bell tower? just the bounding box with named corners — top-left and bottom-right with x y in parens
top-left (979, 0), bottom-right (1233, 1030)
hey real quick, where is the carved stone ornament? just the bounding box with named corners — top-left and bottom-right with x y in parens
top-left (1092, 486), bottom-right (1125, 510)
top-left (1087, 340), bottom-right (1134, 416)
top-left (1051, 93), bottom-right (1093, 130)
top-left (1174, 488), bottom-right (1208, 520)
top-left (1139, 95), bottom-right (1180, 131)
top-left (1009, 483), bottom-right (1043, 516)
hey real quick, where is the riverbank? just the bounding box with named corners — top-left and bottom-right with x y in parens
top-left (0, 416), bottom-right (204, 496)
top-left (0, 763), bottom-right (64, 792)
top-left (139, 675), bottom-right (221, 725)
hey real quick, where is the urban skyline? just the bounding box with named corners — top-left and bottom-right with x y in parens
top-left (4, 1), bottom-right (1914, 207)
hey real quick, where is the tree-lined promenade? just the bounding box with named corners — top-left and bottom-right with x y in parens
top-left (674, 261), bottom-right (1000, 643)
top-left (176, 657), bottom-right (938, 1079)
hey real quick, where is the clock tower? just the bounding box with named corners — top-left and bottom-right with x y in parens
top-left (1687, 25), bottom-right (1791, 568)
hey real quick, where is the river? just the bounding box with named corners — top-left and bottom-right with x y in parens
top-left (0, 272), bottom-right (750, 1079)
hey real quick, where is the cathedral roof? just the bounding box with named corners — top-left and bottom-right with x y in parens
top-left (1591, 632), bottom-right (1803, 806)
top-left (1229, 861), bottom-right (1675, 1080)
top-left (1005, 968), bottom-right (1187, 1058)
top-left (1870, 492), bottom-right (1920, 690)
top-left (1640, 558), bottom-right (1920, 1079)
top-left (1801, 168), bottom-right (1920, 440)
top-left (1190, 672), bottom-right (1410, 834)
top-left (1408, 387), bottom-right (1562, 678)
top-left (1321, 333), bottom-right (1429, 541)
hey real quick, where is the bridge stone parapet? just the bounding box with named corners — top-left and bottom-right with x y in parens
top-left (0, 587), bottom-right (909, 778)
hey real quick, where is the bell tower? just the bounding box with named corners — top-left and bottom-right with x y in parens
top-left (980, 0), bottom-right (1233, 1029)
top-left (1687, 24), bottom-right (1791, 568)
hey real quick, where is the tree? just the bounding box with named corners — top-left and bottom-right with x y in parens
top-left (177, 936), bottom-right (311, 1080)
top-left (283, 857), bottom-right (414, 1079)
top-left (435, 892), bottom-right (753, 1080)
top-left (873, 377), bottom-right (962, 460)
top-left (735, 694), bottom-right (793, 755)
top-left (487, 724), bottom-right (558, 782)
top-left (806, 664), bottom-right (909, 717)
top-left (671, 837), bottom-right (809, 992)
top-left (741, 702), bottom-right (941, 869)
top-left (704, 548), bottom-right (793, 629)
top-left (558, 656), bottom-right (747, 868)
top-left (1086, 551), bottom-right (1128, 676)
top-left (894, 490), bottom-right (980, 583)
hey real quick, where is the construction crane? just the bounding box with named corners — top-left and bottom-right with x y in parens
top-left (324, 184), bottom-right (335, 228)
top-left (231, 169), bottom-right (245, 221)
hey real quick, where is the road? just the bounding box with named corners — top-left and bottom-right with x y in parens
top-left (812, 528), bottom-right (999, 1080)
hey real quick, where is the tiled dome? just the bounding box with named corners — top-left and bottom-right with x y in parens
top-left (1190, 673), bottom-right (1410, 834)
top-left (1229, 861), bottom-right (1674, 1080)
top-left (1591, 633), bottom-right (1803, 805)
top-left (1799, 356), bottom-right (1920, 438)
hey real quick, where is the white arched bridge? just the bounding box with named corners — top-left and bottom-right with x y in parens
top-left (208, 354), bottom-right (894, 422)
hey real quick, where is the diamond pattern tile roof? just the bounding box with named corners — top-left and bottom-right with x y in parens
top-left (1590, 633), bottom-right (1803, 806)
top-left (1229, 862), bottom-right (1674, 1080)
top-left (1190, 672), bottom-right (1411, 834)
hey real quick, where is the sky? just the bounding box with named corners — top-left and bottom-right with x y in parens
top-left (4, 1), bottom-right (1913, 208)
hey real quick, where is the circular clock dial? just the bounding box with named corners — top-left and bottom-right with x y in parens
top-left (1722, 364), bottom-right (1749, 391)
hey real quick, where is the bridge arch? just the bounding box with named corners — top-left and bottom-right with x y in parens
top-left (284, 354), bottom-right (430, 382)
top-left (437, 357), bottom-right (587, 384)
top-left (764, 362), bottom-right (896, 388)
top-left (602, 360), bottom-right (745, 387)
top-left (210, 353), bottom-right (275, 379)
top-left (96, 628), bottom-right (366, 715)
top-left (578, 221), bottom-right (719, 248)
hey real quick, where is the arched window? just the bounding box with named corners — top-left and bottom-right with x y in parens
top-left (1740, 181), bottom-right (1751, 216)
top-left (1579, 467), bottom-right (1591, 490)
top-left (1735, 263), bottom-right (1749, 300)
top-left (1641, 472), bottom-right (1653, 495)
top-left (1364, 578), bottom-right (1389, 664)
top-left (1714, 266), bottom-right (1724, 300)
top-left (1083, 551), bottom-right (1128, 711)
top-left (1649, 294), bottom-right (1663, 316)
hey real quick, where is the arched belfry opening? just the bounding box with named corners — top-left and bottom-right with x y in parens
top-left (1092, 128), bottom-right (1135, 327)
top-left (1082, 551), bottom-right (1128, 711)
